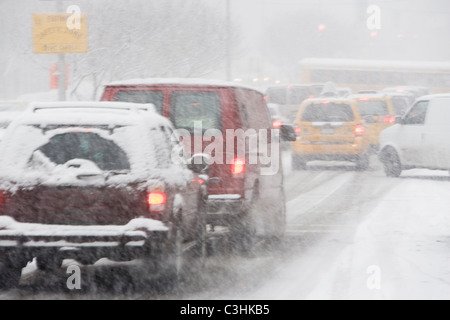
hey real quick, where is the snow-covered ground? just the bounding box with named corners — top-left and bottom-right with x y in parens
top-left (230, 157), bottom-right (450, 300)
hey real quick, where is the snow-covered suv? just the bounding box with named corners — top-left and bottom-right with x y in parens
top-left (0, 102), bottom-right (209, 289)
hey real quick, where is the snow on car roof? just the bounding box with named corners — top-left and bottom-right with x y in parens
top-left (105, 77), bottom-right (264, 94)
top-left (15, 101), bottom-right (171, 127)
top-left (416, 93), bottom-right (450, 101)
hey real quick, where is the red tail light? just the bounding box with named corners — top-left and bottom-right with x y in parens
top-left (294, 125), bottom-right (302, 136)
top-left (382, 116), bottom-right (396, 123)
top-left (0, 192), bottom-right (6, 214)
top-left (272, 119), bottom-right (282, 128)
top-left (308, 95), bottom-right (315, 99)
top-left (148, 191), bottom-right (166, 212)
top-left (354, 124), bottom-right (365, 137)
top-left (231, 157), bottom-right (245, 175)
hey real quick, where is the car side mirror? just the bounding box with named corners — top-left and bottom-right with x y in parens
top-left (280, 124), bottom-right (296, 141)
top-left (187, 153), bottom-right (210, 174)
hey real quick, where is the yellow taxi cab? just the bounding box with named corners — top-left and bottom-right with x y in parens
top-left (348, 93), bottom-right (396, 152)
top-left (291, 97), bottom-right (371, 170)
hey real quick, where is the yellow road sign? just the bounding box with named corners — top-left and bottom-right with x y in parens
top-left (32, 13), bottom-right (88, 54)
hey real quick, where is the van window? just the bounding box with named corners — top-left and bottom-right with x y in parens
top-left (302, 103), bottom-right (354, 122)
top-left (170, 91), bottom-right (222, 132)
top-left (235, 89), bottom-right (271, 130)
top-left (403, 100), bottom-right (429, 125)
top-left (113, 90), bottom-right (164, 114)
top-left (356, 100), bottom-right (388, 116)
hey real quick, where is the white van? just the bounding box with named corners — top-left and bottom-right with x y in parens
top-left (379, 94), bottom-right (450, 177)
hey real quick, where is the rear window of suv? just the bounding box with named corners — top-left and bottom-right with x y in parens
top-left (32, 132), bottom-right (131, 171)
top-left (356, 100), bottom-right (389, 116)
top-left (170, 91), bottom-right (222, 132)
top-left (301, 103), bottom-right (354, 122)
top-left (113, 90), bottom-right (164, 114)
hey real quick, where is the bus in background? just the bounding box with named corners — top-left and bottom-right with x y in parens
top-left (299, 58), bottom-right (450, 94)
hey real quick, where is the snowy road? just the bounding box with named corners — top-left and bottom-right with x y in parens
top-left (2, 153), bottom-right (450, 300)
top-left (188, 154), bottom-right (450, 300)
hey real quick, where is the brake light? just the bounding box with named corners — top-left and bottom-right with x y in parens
top-left (354, 124), bottom-right (365, 136)
top-left (294, 125), bottom-right (301, 136)
top-left (308, 95), bottom-right (315, 99)
top-left (231, 157), bottom-right (245, 175)
top-left (148, 191), bottom-right (166, 212)
top-left (0, 192), bottom-right (6, 213)
top-left (272, 119), bottom-right (282, 128)
top-left (383, 116), bottom-right (396, 123)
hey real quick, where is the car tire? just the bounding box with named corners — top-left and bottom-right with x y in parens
top-left (355, 154), bottom-right (370, 171)
top-left (380, 148), bottom-right (402, 177)
top-left (292, 155), bottom-right (307, 170)
top-left (191, 191), bottom-right (207, 268)
top-left (230, 189), bottom-right (258, 254)
top-left (0, 258), bottom-right (24, 290)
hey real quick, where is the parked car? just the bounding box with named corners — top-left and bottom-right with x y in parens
top-left (0, 101), bottom-right (209, 289)
top-left (101, 78), bottom-right (296, 252)
top-left (379, 94), bottom-right (450, 177)
top-left (291, 97), bottom-right (371, 170)
top-left (265, 84), bottom-right (324, 122)
top-left (348, 93), bottom-right (397, 153)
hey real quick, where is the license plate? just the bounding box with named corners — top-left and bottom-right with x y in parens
top-left (321, 127), bottom-right (334, 134)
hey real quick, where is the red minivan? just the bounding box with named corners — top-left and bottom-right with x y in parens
top-left (101, 78), bottom-right (296, 251)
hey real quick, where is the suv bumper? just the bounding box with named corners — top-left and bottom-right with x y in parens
top-left (0, 217), bottom-right (169, 261)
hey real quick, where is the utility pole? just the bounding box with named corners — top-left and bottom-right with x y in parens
top-left (56, 0), bottom-right (66, 101)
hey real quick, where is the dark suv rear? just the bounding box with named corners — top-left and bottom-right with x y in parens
top-left (0, 102), bottom-right (208, 288)
top-left (101, 79), bottom-right (296, 251)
